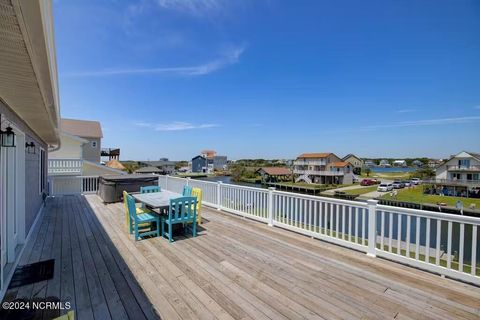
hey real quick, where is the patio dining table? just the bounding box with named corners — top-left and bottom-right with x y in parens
top-left (132, 190), bottom-right (182, 212)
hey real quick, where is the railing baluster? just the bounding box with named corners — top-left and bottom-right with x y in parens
top-left (459, 223), bottom-right (464, 272)
top-left (397, 213), bottom-right (402, 255)
top-left (335, 204), bottom-right (340, 238)
top-left (436, 220), bottom-right (441, 266)
top-left (355, 207), bottom-right (359, 244)
top-left (388, 212), bottom-right (393, 252)
top-left (348, 206), bottom-right (352, 243)
top-left (380, 211), bottom-right (385, 250)
top-left (406, 215), bottom-right (411, 258)
top-left (309, 200), bottom-right (313, 231)
top-left (415, 216), bottom-right (420, 260)
top-left (362, 209), bottom-right (366, 246)
top-left (472, 225), bottom-right (477, 276)
top-left (425, 218), bottom-right (430, 263)
top-left (342, 205), bottom-right (346, 240)
top-left (447, 221), bottom-right (452, 269)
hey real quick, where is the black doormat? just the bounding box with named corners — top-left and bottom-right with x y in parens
top-left (8, 259), bottom-right (55, 289)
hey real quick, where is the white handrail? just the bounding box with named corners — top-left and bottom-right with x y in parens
top-left (159, 175), bottom-right (480, 285)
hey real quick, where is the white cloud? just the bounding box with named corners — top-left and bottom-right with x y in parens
top-left (134, 121), bottom-right (219, 131)
top-left (363, 116), bottom-right (480, 130)
top-left (65, 45), bottom-right (245, 77)
top-left (395, 109), bottom-right (415, 113)
top-left (155, 0), bottom-right (225, 16)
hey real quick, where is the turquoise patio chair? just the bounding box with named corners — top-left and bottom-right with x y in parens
top-left (140, 186), bottom-right (161, 193)
top-left (126, 194), bottom-right (160, 241)
top-left (182, 185), bottom-right (193, 196)
top-left (161, 196), bottom-right (197, 243)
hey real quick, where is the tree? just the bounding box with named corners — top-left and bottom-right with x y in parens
top-left (364, 168), bottom-right (371, 177)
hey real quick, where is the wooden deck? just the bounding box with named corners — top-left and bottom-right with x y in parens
top-left (3, 195), bottom-right (480, 319)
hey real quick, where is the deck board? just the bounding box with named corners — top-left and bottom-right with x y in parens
top-left (3, 194), bottom-right (480, 319)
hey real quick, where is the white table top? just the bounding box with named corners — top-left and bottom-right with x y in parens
top-left (132, 190), bottom-right (182, 209)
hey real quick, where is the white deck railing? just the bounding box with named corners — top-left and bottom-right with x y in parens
top-left (48, 158), bottom-right (83, 175)
top-left (48, 175), bottom-right (99, 195)
top-left (158, 175), bottom-right (480, 285)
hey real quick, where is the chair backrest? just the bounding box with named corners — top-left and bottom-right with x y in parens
top-left (141, 186), bottom-right (161, 193)
top-left (168, 197), bottom-right (197, 222)
top-left (126, 194), bottom-right (138, 221)
top-left (192, 187), bottom-right (202, 209)
top-left (123, 190), bottom-right (129, 211)
top-left (183, 185), bottom-right (193, 196)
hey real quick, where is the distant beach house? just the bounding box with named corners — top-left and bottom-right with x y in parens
top-left (412, 159), bottom-right (424, 167)
top-left (435, 151), bottom-right (480, 182)
top-left (426, 151), bottom-right (480, 198)
top-left (293, 153), bottom-right (355, 184)
top-left (393, 160), bottom-right (407, 167)
top-left (137, 160), bottom-right (176, 175)
top-left (134, 166), bottom-right (163, 174)
top-left (192, 155), bottom-right (207, 173)
top-left (379, 159), bottom-right (391, 167)
top-left (256, 167), bottom-right (292, 183)
top-left (49, 118), bottom-right (124, 176)
top-left (342, 154), bottom-right (363, 174)
top-left (364, 160), bottom-right (376, 167)
top-left (192, 151), bottom-right (228, 173)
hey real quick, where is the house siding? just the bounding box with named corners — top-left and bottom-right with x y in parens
top-left (81, 137), bottom-right (101, 163)
top-left (1, 100), bottom-right (47, 234)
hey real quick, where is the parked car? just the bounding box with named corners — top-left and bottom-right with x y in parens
top-left (377, 183), bottom-right (394, 192)
top-left (392, 181), bottom-right (405, 189)
top-left (361, 179), bottom-right (379, 186)
top-left (410, 178), bottom-right (422, 185)
top-left (402, 180), bottom-right (411, 187)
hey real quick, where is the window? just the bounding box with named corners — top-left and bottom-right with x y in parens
top-left (91, 141), bottom-right (97, 148)
top-left (39, 148), bottom-right (46, 194)
top-left (458, 159), bottom-right (470, 168)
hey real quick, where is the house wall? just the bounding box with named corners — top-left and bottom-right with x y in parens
top-left (344, 156), bottom-right (363, 168)
top-left (81, 137), bottom-right (101, 163)
top-left (192, 157), bottom-right (207, 173)
top-left (213, 156), bottom-right (227, 170)
top-left (49, 133), bottom-right (83, 159)
top-left (1, 100), bottom-right (47, 235)
top-left (436, 153), bottom-right (480, 180)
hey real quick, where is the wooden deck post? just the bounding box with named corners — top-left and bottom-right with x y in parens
top-left (268, 187), bottom-right (275, 227)
top-left (367, 199), bottom-right (378, 257)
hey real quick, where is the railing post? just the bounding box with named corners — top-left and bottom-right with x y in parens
top-left (216, 181), bottom-right (223, 210)
top-left (367, 199), bottom-right (378, 257)
top-left (165, 175), bottom-right (169, 191)
top-left (268, 187), bottom-right (275, 227)
top-left (186, 177), bottom-right (191, 186)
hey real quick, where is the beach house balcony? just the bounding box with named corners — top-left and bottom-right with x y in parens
top-left (447, 165), bottom-right (480, 172)
top-left (2, 175), bottom-right (480, 319)
top-left (48, 158), bottom-right (83, 175)
top-left (293, 169), bottom-right (345, 176)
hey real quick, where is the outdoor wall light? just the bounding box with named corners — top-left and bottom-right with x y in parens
top-left (0, 125), bottom-right (16, 148)
top-left (25, 141), bottom-right (36, 154)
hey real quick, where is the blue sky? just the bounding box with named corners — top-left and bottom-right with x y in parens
top-left (54, 0), bottom-right (480, 160)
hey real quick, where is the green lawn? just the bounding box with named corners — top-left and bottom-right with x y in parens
top-left (380, 187), bottom-right (480, 208)
top-left (343, 185), bottom-right (378, 196)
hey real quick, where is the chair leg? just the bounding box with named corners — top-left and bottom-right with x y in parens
top-left (168, 223), bottom-right (173, 243)
top-left (161, 219), bottom-right (165, 239)
top-left (135, 222), bottom-right (139, 241)
top-left (156, 218), bottom-right (160, 237)
top-left (129, 217), bottom-right (133, 234)
top-left (192, 221), bottom-right (197, 237)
